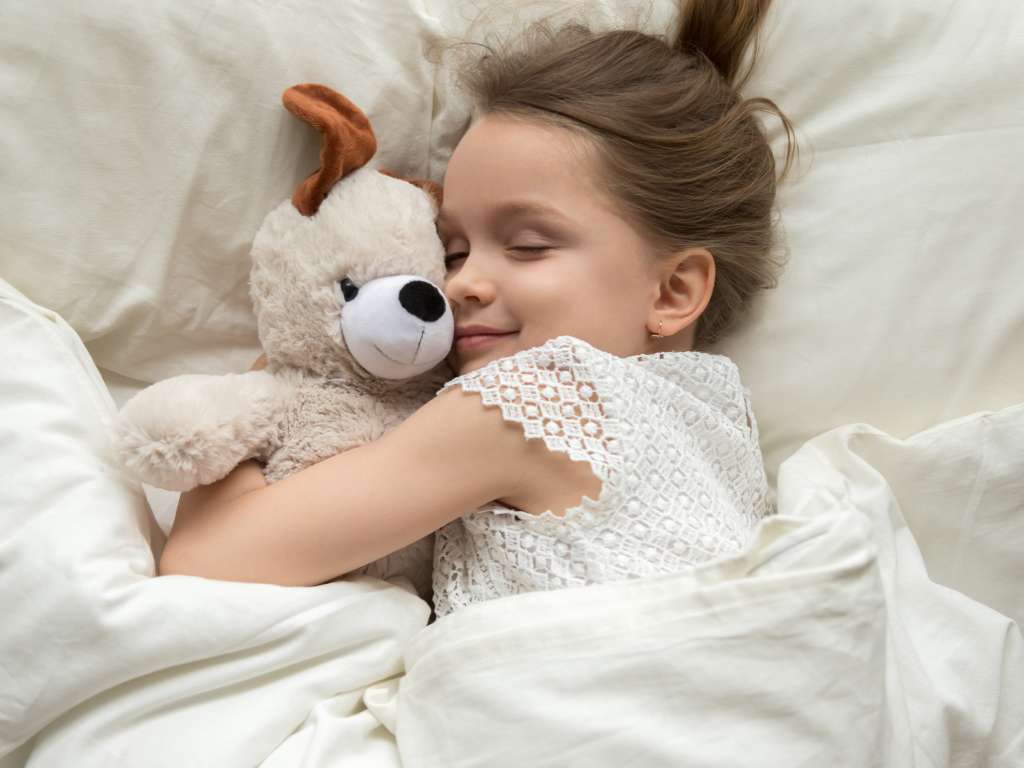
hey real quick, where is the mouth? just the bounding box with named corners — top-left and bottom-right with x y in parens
top-left (371, 329), bottom-right (425, 367)
top-left (454, 331), bottom-right (517, 353)
top-left (372, 344), bottom-right (405, 365)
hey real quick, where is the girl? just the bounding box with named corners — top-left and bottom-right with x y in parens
top-left (159, 0), bottom-right (795, 620)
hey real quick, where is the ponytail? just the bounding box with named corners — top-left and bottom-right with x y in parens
top-left (676, 0), bottom-right (796, 181)
top-left (675, 0), bottom-right (771, 88)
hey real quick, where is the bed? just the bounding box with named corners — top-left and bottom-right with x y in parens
top-left (1, 0), bottom-right (1022, 765)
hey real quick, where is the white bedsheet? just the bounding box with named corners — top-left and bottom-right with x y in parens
top-left (2, 281), bottom-right (1022, 765)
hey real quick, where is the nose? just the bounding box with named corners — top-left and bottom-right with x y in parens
top-left (443, 256), bottom-right (496, 307)
top-left (399, 280), bottom-right (447, 322)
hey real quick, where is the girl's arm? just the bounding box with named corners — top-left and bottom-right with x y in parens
top-left (157, 386), bottom-right (530, 586)
top-left (171, 458), bottom-right (269, 535)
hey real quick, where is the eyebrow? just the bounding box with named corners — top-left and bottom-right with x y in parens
top-left (436, 200), bottom-right (572, 229)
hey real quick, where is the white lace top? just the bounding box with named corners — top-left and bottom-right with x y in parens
top-left (431, 335), bottom-right (769, 619)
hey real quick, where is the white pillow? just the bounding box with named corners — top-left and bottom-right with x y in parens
top-left (714, 0), bottom-right (1024, 482)
top-left (3, 0), bottom-right (1022, 483)
top-left (0, 0), bottom-right (444, 382)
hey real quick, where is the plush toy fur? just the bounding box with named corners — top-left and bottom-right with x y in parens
top-left (114, 84), bottom-right (455, 598)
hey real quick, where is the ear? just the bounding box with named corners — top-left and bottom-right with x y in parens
top-left (378, 169), bottom-right (444, 210)
top-left (648, 248), bottom-right (715, 337)
top-left (282, 84), bottom-right (378, 216)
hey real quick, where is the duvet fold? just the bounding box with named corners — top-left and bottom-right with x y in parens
top-left (395, 406), bottom-right (1024, 768)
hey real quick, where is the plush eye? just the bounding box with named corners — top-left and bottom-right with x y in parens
top-left (339, 277), bottom-right (359, 301)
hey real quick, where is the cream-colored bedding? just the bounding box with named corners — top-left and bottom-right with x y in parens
top-left (2, 0), bottom-right (1023, 765)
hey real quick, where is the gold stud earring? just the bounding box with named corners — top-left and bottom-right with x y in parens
top-left (649, 320), bottom-right (664, 339)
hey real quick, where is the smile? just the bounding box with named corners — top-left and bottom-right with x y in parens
top-left (455, 332), bottom-right (516, 352)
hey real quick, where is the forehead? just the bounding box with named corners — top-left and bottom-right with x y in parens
top-left (449, 112), bottom-right (587, 164)
top-left (439, 114), bottom-right (600, 223)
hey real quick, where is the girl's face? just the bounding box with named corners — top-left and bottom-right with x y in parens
top-left (439, 113), bottom-right (664, 375)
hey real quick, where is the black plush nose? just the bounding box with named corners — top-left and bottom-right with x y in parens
top-left (399, 280), bottom-right (447, 322)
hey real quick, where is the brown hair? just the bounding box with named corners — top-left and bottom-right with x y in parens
top-left (432, 0), bottom-right (796, 346)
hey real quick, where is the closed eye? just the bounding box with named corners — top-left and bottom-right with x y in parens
top-left (444, 246), bottom-right (548, 268)
top-left (510, 246), bottom-right (549, 253)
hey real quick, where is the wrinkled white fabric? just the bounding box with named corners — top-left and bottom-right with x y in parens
top-left (0, 279), bottom-right (427, 767)
top-left (398, 404), bottom-right (1024, 768)
top-left (4, 278), bottom-right (1022, 767)
top-left (432, 335), bottom-right (769, 617)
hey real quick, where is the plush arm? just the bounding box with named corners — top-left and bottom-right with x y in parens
top-left (166, 355), bottom-right (273, 526)
top-left (114, 370), bottom-right (289, 491)
top-left (157, 386), bottom-right (530, 586)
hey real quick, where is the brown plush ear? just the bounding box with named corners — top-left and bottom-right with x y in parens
top-left (379, 169), bottom-right (444, 210)
top-left (282, 84), bottom-right (377, 216)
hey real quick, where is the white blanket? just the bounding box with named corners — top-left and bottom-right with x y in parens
top-left (2, 283), bottom-right (1022, 766)
top-left (396, 408), bottom-right (1024, 766)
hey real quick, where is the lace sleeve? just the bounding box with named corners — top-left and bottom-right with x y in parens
top-left (435, 336), bottom-right (624, 485)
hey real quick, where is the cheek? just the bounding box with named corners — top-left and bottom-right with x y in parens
top-left (556, 257), bottom-right (622, 306)
top-left (573, 259), bottom-right (652, 333)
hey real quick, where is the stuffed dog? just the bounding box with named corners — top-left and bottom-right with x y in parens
top-left (114, 84), bottom-right (454, 597)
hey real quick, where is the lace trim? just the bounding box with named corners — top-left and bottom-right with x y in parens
top-left (437, 336), bottom-right (626, 525)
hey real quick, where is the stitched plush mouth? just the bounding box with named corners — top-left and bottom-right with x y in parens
top-left (372, 344), bottom-right (405, 365)
top-left (373, 328), bottom-right (425, 366)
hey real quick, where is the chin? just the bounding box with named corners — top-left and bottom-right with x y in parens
top-left (446, 351), bottom-right (470, 376)
top-left (450, 355), bottom-right (485, 376)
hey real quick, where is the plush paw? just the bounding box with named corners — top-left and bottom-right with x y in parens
top-left (114, 415), bottom-right (241, 492)
top-left (113, 372), bottom-right (287, 491)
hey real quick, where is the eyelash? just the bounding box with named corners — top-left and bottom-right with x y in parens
top-left (444, 246), bottom-right (548, 266)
